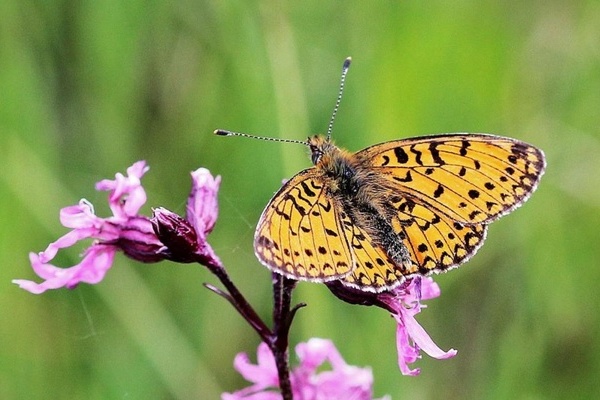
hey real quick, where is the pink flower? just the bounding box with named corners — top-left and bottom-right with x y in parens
top-left (327, 276), bottom-right (457, 376)
top-left (379, 277), bottom-right (457, 376)
top-left (14, 162), bottom-right (221, 294)
top-left (151, 168), bottom-right (221, 265)
top-left (186, 168), bottom-right (220, 236)
top-left (223, 338), bottom-right (389, 400)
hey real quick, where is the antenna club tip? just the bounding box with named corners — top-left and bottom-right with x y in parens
top-left (343, 57), bottom-right (352, 69)
top-left (214, 129), bottom-right (230, 136)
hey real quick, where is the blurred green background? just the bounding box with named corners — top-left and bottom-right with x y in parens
top-left (1, 0), bottom-right (599, 399)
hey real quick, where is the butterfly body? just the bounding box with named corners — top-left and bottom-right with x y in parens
top-left (308, 135), bottom-right (413, 269)
top-left (254, 133), bottom-right (546, 292)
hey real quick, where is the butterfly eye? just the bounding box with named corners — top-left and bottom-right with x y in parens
top-left (310, 146), bottom-right (323, 165)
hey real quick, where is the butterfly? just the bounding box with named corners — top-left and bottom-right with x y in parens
top-left (217, 58), bottom-right (546, 293)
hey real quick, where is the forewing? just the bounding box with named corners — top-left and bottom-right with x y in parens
top-left (254, 169), bottom-right (353, 281)
top-left (357, 134), bottom-right (546, 224)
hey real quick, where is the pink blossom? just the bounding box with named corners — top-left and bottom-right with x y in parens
top-left (223, 338), bottom-right (389, 400)
top-left (186, 168), bottom-right (220, 236)
top-left (379, 277), bottom-right (457, 376)
top-left (151, 168), bottom-right (221, 265)
top-left (14, 162), bottom-right (221, 294)
top-left (326, 276), bottom-right (457, 376)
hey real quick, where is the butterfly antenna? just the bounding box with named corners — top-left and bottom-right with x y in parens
top-left (214, 129), bottom-right (307, 145)
top-left (326, 56), bottom-right (352, 141)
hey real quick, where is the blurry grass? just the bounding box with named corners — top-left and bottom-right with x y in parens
top-left (2, 0), bottom-right (600, 399)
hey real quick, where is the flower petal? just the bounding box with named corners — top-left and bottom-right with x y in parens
top-left (67, 245), bottom-right (117, 286)
top-left (233, 343), bottom-right (278, 387)
top-left (186, 168), bottom-right (220, 235)
top-left (418, 277), bottom-right (441, 301)
top-left (377, 276), bottom-right (457, 376)
top-left (312, 366), bottom-right (374, 399)
top-left (96, 161), bottom-right (149, 218)
top-left (13, 246), bottom-right (116, 294)
top-left (222, 343), bottom-right (281, 399)
top-left (394, 314), bottom-right (421, 376)
top-left (36, 227), bottom-right (98, 263)
top-left (402, 309), bottom-right (457, 361)
top-left (296, 338), bottom-right (346, 372)
top-left (59, 201), bottom-right (99, 229)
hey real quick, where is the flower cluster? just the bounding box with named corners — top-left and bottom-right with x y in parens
top-left (13, 161), bottom-right (221, 294)
top-left (223, 338), bottom-right (390, 400)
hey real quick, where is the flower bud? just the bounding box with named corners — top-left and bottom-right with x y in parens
top-left (151, 207), bottom-right (199, 263)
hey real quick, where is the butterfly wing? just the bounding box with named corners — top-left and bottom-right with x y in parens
top-left (389, 196), bottom-right (488, 274)
top-left (356, 134), bottom-right (546, 224)
top-left (339, 197), bottom-right (487, 292)
top-left (254, 134), bottom-right (544, 291)
top-left (336, 210), bottom-right (409, 292)
top-left (254, 169), bottom-right (354, 281)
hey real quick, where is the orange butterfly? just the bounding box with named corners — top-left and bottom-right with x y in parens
top-left (217, 58), bottom-right (546, 292)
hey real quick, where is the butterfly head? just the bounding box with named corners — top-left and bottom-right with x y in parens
top-left (308, 135), bottom-right (337, 166)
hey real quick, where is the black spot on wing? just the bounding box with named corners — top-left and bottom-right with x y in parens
top-left (410, 146), bottom-right (423, 165)
top-left (394, 147), bottom-right (409, 164)
top-left (429, 142), bottom-right (445, 165)
top-left (393, 171), bottom-right (413, 183)
top-left (300, 181), bottom-right (317, 198)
